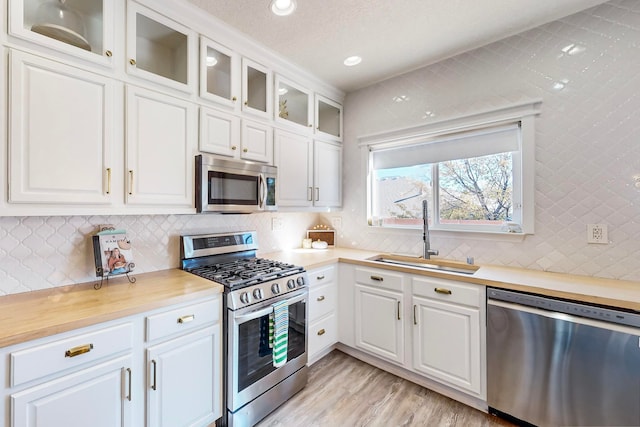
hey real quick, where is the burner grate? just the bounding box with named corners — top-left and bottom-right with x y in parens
top-left (186, 257), bottom-right (303, 288)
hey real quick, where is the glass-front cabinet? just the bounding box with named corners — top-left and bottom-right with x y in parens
top-left (315, 94), bottom-right (343, 142)
top-left (241, 57), bottom-right (272, 119)
top-left (200, 36), bottom-right (240, 109)
top-left (126, 1), bottom-right (195, 92)
top-left (9, 0), bottom-right (115, 66)
top-left (275, 74), bottom-right (313, 130)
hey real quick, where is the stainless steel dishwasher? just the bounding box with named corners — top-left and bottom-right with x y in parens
top-left (487, 287), bottom-right (640, 427)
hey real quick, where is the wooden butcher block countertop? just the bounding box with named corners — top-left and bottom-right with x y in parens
top-left (0, 269), bottom-right (223, 348)
top-left (261, 248), bottom-right (640, 312)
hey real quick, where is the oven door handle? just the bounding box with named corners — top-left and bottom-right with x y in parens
top-left (234, 292), bottom-right (307, 323)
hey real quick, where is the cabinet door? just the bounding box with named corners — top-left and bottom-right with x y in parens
top-left (273, 130), bottom-right (313, 207)
top-left (313, 140), bottom-right (342, 207)
top-left (274, 74), bottom-right (313, 130)
top-left (412, 296), bottom-right (481, 394)
top-left (126, 1), bottom-right (195, 92)
top-left (241, 119), bottom-right (273, 163)
top-left (200, 36), bottom-right (240, 109)
top-left (9, 0), bottom-right (115, 67)
top-left (241, 57), bottom-right (272, 119)
top-left (11, 355), bottom-right (133, 427)
top-left (9, 50), bottom-right (114, 205)
top-left (354, 284), bottom-right (404, 364)
top-left (199, 107), bottom-right (241, 157)
top-left (315, 94), bottom-right (343, 141)
top-left (126, 85), bottom-right (195, 208)
top-left (147, 326), bottom-right (221, 427)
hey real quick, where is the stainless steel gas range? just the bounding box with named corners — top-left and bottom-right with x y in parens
top-left (180, 231), bottom-right (308, 427)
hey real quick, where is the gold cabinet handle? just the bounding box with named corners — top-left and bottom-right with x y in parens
top-left (128, 170), bottom-right (134, 195)
top-left (105, 50), bottom-right (113, 57)
top-left (308, 124), bottom-right (312, 127)
top-left (106, 168), bottom-right (112, 194)
top-left (129, 58), bottom-right (136, 66)
top-left (317, 275), bottom-right (325, 280)
top-left (317, 295), bottom-right (325, 302)
top-left (243, 148), bottom-right (248, 153)
top-left (126, 368), bottom-right (132, 401)
top-left (232, 96), bottom-right (237, 101)
top-left (177, 314), bottom-right (195, 324)
top-left (315, 187), bottom-right (319, 201)
top-left (413, 305), bottom-right (417, 325)
top-left (370, 276), bottom-right (384, 282)
top-left (65, 343), bottom-right (93, 358)
top-left (317, 329), bottom-right (326, 336)
top-left (151, 359), bottom-right (157, 391)
top-left (231, 145), bottom-right (237, 150)
top-left (307, 187), bottom-right (313, 201)
top-left (434, 287), bottom-right (452, 295)
top-left (397, 301), bottom-right (401, 320)
top-left (244, 100), bottom-right (248, 106)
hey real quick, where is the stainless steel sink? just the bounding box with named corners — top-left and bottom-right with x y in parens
top-left (367, 255), bottom-right (478, 275)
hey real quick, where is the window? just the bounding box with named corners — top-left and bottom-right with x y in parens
top-left (362, 101), bottom-right (540, 234)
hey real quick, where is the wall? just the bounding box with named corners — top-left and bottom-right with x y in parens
top-left (0, 212), bottom-right (318, 295)
top-left (325, 0), bottom-right (640, 282)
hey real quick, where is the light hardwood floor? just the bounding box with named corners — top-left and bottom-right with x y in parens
top-left (257, 350), bottom-right (514, 427)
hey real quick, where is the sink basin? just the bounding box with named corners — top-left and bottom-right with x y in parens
top-left (367, 255), bottom-right (478, 275)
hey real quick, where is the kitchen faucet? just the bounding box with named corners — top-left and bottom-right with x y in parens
top-left (422, 199), bottom-right (439, 259)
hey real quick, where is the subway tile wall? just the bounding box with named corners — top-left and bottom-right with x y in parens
top-left (322, 0), bottom-right (640, 282)
top-left (0, 213), bottom-right (318, 295)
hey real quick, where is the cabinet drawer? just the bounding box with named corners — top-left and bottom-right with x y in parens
top-left (412, 277), bottom-right (481, 307)
top-left (355, 267), bottom-right (404, 292)
top-left (309, 282), bottom-right (337, 321)
top-left (308, 265), bottom-right (335, 287)
top-left (309, 313), bottom-right (337, 359)
top-left (11, 322), bottom-right (133, 387)
top-left (147, 297), bottom-right (219, 342)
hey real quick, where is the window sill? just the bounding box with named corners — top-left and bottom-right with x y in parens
top-left (368, 224), bottom-right (529, 242)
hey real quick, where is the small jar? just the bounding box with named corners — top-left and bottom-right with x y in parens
top-left (302, 238), bottom-right (312, 249)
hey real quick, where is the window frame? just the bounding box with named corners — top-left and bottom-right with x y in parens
top-left (359, 100), bottom-right (541, 235)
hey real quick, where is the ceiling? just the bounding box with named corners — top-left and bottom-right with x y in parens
top-left (187, 0), bottom-right (610, 93)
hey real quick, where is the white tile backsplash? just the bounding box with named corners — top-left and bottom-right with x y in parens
top-left (323, 0), bottom-right (640, 282)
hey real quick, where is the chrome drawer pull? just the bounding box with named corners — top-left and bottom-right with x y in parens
top-left (65, 343), bottom-right (93, 358)
top-left (317, 295), bottom-right (325, 302)
top-left (317, 329), bottom-right (326, 336)
top-left (126, 368), bottom-right (132, 401)
top-left (370, 275), bottom-right (384, 282)
top-left (317, 275), bottom-right (325, 280)
top-left (434, 287), bottom-right (452, 295)
top-left (178, 314), bottom-right (195, 324)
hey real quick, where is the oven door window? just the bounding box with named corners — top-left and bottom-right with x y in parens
top-left (208, 171), bottom-right (259, 205)
top-left (237, 301), bottom-right (306, 392)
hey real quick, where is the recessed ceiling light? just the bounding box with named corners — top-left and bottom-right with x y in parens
top-left (270, 0), bottom-right (296, 16)
top-left (343, 56), bottom-right (362, 67)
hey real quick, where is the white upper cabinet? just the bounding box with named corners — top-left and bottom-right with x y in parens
top-left (126, 1), bottom-right (196, 92)
top-left (9, 0), bottom-right (115, 67)
top-left (200, 36), bottom-right (240, 109)
top-left (125, 85), bottom-right (196, 208)
top-left (275, 74), bottom-right (313, 131)
top-left (315, 94), bottom-right (343, 142)
top-left (8, 50), bottom-right (114, 205)
top-left (241, 57), bottom-right (272, 119)
top-left (313, 140), bottom-right (342, 207)
top-left (199, 106), bottom-right (241, 157)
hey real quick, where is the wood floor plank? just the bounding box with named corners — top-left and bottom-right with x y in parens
top-left (256, 350), bottom-right (514, 427)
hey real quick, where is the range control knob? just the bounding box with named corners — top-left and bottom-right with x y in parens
top-left (296, 276), bottom-right (305, 287)
top-left (253, 288), bottom-right (263, 300)
top-left (271, 283), bottom-right (281, 294)
top-left (239, 292), bottom-right (250, 304)
top-left (287, 279), bottom-right (296, 290)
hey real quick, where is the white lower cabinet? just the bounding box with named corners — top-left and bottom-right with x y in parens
top-left (307, 265), bottom-right (338, 364)
top-left (354, 268), bottom-right (405, 364)
top-left (349, 266), bottom-right (486, 400)
top-left (412, 277), bottom-right (483, 396)
top-left (1, 295), bottom-right (222, 427)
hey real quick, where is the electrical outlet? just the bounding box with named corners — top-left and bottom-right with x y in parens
top-left (331, 217), bottom-right (342, 229)
top-left (272, 218), bottom-right (284, 231)
top-left (587, 224), bottom-right (608, 244)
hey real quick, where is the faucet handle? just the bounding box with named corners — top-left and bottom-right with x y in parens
top-left (428, 249), bottom-right (439, 256)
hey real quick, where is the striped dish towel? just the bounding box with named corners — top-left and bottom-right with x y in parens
top-left (270, 299), bottom-right (289, 367)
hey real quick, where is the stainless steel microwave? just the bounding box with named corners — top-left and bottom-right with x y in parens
top-left (195, 155), bottom-right (277, 213)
